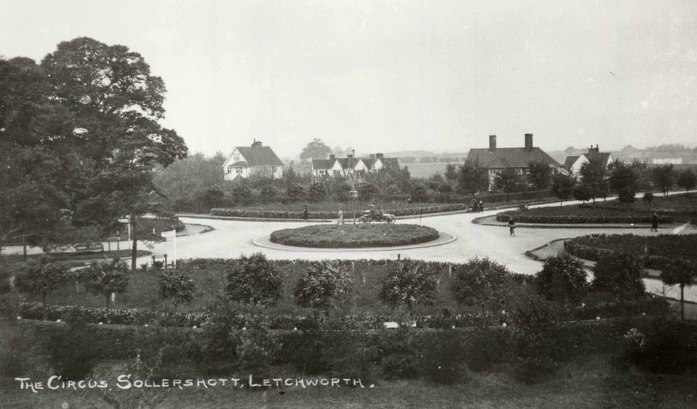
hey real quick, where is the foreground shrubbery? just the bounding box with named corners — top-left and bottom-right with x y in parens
top-left (270, 224), bottom-right (440, 248)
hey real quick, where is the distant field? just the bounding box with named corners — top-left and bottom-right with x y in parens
top-left (403, 162), bottom-right (458, 178)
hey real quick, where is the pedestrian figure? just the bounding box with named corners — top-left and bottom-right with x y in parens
top-left (337, 209), bottom-right (344, 225)
top-left (651, 212), bottom-right (658, 232)
top-left (303, 205), bottom-right (309, 220)
top-left (508, 217), bottom-right (516, 237)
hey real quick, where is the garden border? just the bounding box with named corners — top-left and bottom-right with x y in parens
top-left (252, 231), bottom-right (457, 252)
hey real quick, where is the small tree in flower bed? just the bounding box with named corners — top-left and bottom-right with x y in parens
top-left (535, 253), bottom-right (588, 307)
top-left (379, 259), bottom-right (437, 310)
top-left (13, 258), bottom-right (70, 320)
top-left (451, 258), bottom-right (512, 316)
top-left (86, 258), bottom-right (129, 311)
top-left (226, 253), bottom-right (281, 305)
top-left (294, 261), bottom-right (352, 310)
top-left (159, 270), bottom-right (196, 310)
top-left (661, 259), bottom-right (696, 321)
top-left (592, 253), bottom-right (645, 311)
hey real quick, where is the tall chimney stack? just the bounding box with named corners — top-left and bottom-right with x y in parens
top-left (489, 135), bottom-right (497, 151)
top-left (524, 133), bottom-right (533, 150)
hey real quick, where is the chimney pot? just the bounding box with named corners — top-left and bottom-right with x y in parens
top-left (329, 154), bottom-right (335, 161)
top-left (489, 135), bottom-right (497, 151)
top-left (524, 133), bottom-right (533, 150)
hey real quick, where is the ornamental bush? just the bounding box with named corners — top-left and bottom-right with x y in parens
top-left (379, 259), bottom-right (438, 309)
top-left (85, 258), bottom-right (129, 311)
top-left (451, 258), bottom-right (513, 313)
top-left (294, 261), bottom-right (353, 309)
top-left (159, 270), bottom-right (196, 307)
top-left (593, 253), bottom-right (646, 307)
top-left (226, 253), bottom-right (281, 305)
top-left (535, 253), bottom-right (588, 306)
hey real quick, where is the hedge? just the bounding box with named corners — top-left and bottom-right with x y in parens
top-left (564, 234), bottom-right (697, 270)
top-left (210, 203), bottom-right (467, 219)
top-left (497, 211), bottom-right (674, 224)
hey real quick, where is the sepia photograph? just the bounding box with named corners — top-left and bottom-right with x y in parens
top-left (1, 0), bottom-right (697, 408)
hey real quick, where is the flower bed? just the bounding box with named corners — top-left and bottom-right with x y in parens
top-left (269, 224), bottom-right (440, 248)
top-left (211, 203), bottom-right (467, 219)
top-left (564, 234), bottom-right (697, 269)
top-left (497, 206), bottom-right (674, 224)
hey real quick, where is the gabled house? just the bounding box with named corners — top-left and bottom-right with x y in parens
top-left (222, 140), bottom-right (284, 181)
top-left (564, 145), bottom-right (614, 179)
top-left (311, 153), bottom-right (399, 179)
top-left (464, 134), bottom-right (565, 191)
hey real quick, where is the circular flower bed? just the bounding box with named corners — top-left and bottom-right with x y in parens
top-left (269, 224), bottom-right (440, 248)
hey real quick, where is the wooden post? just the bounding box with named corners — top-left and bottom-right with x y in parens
top-left (164, 254), bottom-right (168, 269)
top-left (130, 214), bottom-right (138, 272)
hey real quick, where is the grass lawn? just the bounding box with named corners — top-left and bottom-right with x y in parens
top-left (2, 355), bottom-right (696, 408)
top-left (565, 234), bottom-right (697, 267)
top-left (270, 224), bottom-right (439, 248)
top-left (38, 259), bottom-right (472, 316)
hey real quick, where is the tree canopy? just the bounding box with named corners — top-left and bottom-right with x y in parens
top-left (300, 138), bottom-right (332, 160)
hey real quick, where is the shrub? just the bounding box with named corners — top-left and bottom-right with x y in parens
top-left (451, 258), bottom-right (512, 314)
top-left (294, 262), bottom-right (353, 310)
top-left (159, 270), bottom-right (196, 307)
top-left (618, 187), bottom-right (635, 203)
top-left (379, 259), bottom-right (438, 309)
top-left (320, 313), bottom-right (379, 380)
top-left (573, 184), bottom-right (593, 202)
top-left (85, 258), bottom-right (129, 310)
top-left (270, 224), bottom-right (439, 248)
top-left (593, 253), bottom-right (646, 307)
top-left (620, 319), bottom-right (697, 374)
top-left (643, 192), bottom-right (654, 204)
top-left (226, 253), bottom-right (281, 305)
top-left (359, 183), bottom-right (379, 201)
top-left (13, 258), bottom-right (70, 319)
top-left (535, 253), bottom-right (588, 306)
top-left (375, 329), bottom-right (421, 379)
top-left (417, 330), bottom-right (466, 384)
top-left (47, 314), bottom-right (101, 380)
top-left (308, 182), bottom-right (328, 203)
top-left (235, 312), bottom-right (281, 378)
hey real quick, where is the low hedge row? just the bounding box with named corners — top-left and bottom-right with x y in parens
top-left (15, 294), bottom-right (667, 330)
top-left (496, 211), bottom-right (674, 224)
top-left (210, 203), bottom-right (467, 219)
top-left (269, 224), bottom-right (440, 248)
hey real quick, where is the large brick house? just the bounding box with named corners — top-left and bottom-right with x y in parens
top-left (564, 145), bottom-right (614, 179)
top-left (465, 134), bottom-right (565, 191)
top-left (222, 141), bottom-right (284, 181)
top-left (311, 153), bottom-right (399, 179)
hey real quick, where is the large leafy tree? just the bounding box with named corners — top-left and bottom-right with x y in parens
top-left (300, 138), bottom-right (331, 160)
top-left (456, 164), bottom-right (490, 195)
top-left (608, 160), bottom-right (638, 203)
top-left (579, 157), bottom-right (606, 203)
top-left (527, 161), bottom-right (552, 190)
top-left (677, 169), bottom-right (696, 195)
top-left (651, 165), bottom-right (674, 195)
top-left (0, 58), bottom-right (74, 253)
top-left (40, 37), bottom-right (188, 269)
top-left (551, 173), bottom-right (575, 205)
top-left (494, 168), bottom-right (523, 200)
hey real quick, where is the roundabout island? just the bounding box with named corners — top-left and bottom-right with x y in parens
top-left (269, 223), bottom-right (441, 248)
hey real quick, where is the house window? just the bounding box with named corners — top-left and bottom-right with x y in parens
top-left (227, 165), bottom-right (233, 174)
top-left (236, 167), bottom-right (243, 174)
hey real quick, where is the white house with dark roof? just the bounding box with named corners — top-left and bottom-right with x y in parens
top-left (464, 134), bottom-right (565, 191)
top-left (222, 140), bottom-right (284, 180)
top-left (564, 145), bottom-right (614, 179)
top-left (311, 153), bottom-right (399, 179)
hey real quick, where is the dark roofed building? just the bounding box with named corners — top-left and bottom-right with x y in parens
top-left (464, 134), bottom-right (565, 191)
top-left (311, 152), bottom-right (399, 178)
top-left (222, 140), bottom-right (284, 180)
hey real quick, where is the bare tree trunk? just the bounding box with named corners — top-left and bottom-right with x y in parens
top-left (131, 214), bottom-right (137, 272)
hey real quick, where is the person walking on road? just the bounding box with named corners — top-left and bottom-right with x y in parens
top-left (303, 205), bottom-right (309, 220)
top-left (651, 212), bottom-right (658, 232)
top-left (337, 209), bottom-right (344, 225)
top-left (508, 217), bottom-right (516, 237)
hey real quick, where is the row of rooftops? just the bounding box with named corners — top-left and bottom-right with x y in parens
top-left (224, 137), bottom-right (609, 172)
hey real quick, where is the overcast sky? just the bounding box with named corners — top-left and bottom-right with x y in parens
top-left (1, 0), bottom-right (696, 158)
